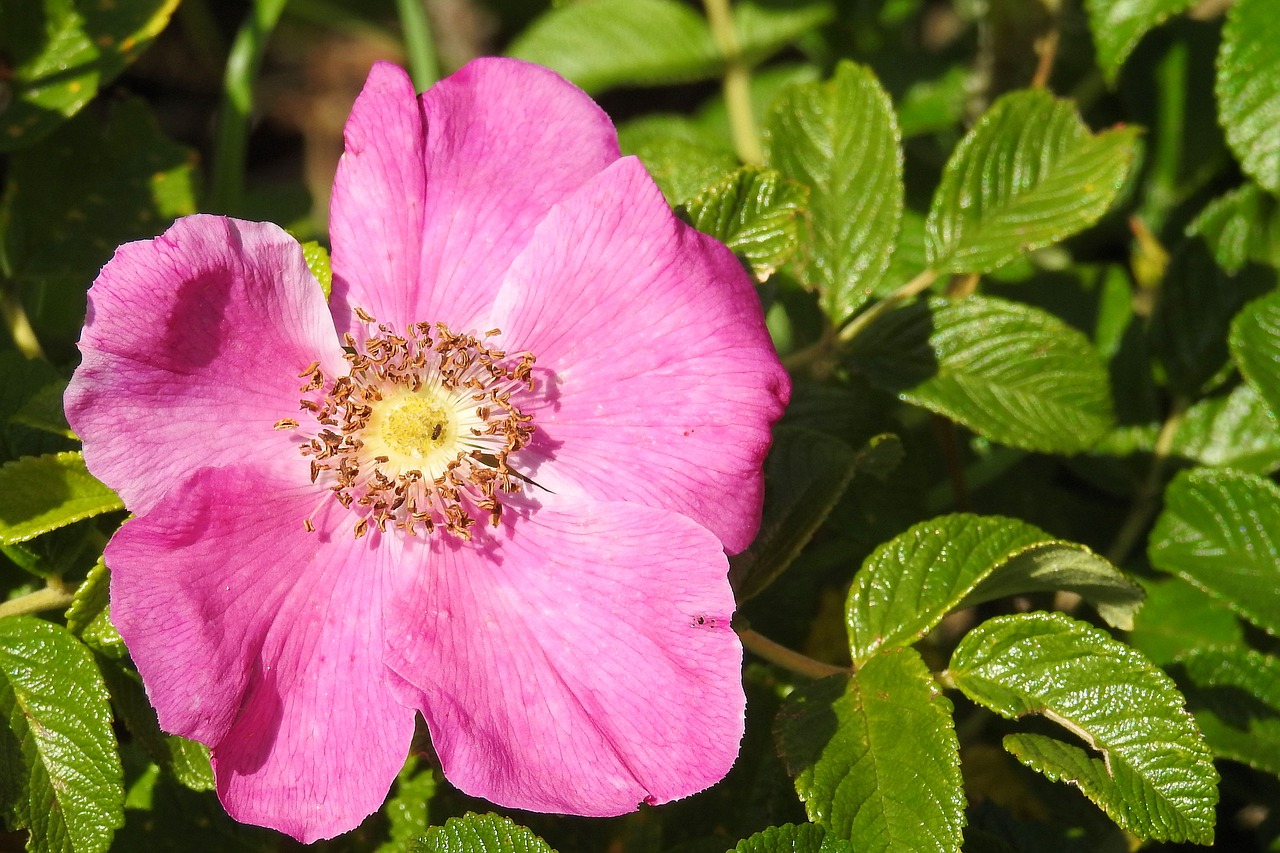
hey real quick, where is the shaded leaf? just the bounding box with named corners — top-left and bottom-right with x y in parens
top-left (775, 649), bottom-right (964, 852)
top-left (0, 452), bottom-right (122, 544)
top-left (1172, 647), bottom-right (1280, 776)
top-left (950, 613), bottom-right (1218, 844)
top-left (682, 166), bottom-right (809, 281)
top-left (925, 89), bottom-right (1138, 274)
top-left (847, 514), bottom-right (1142, 664)
top-left (1125, 577), bottom-right (1244, 667)
top-left (848, 295), bottom-right (1114, 453)
top-left (0, 353), bottom-right (74, 460)
top-left (412, 812), bottom-right (555, 852)
top-left (1217, 0), bottom-right (1280, 193)
top-left (765, 61), bottom-right (903, 322)
top-left (0, 616), bottom-right (124, 853)
top-left (1149, 467), bottom-right (1280, 635)
top-left (1084, 0), bottom-right (1196, 84)
top-left (1230, 289), bottom-right (1280, 422)
top-left (618, 115), bottom-right (739, 205)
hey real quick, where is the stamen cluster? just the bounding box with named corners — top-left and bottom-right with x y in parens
top-left (277, 311), bottom-right (536, 539)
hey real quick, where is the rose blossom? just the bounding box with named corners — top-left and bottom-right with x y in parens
top-left (66, 58), bottom-right (788, 842)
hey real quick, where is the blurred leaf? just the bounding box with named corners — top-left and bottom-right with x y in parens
top-left (1230, 289), bottom-right (1280, 421)
top-left (949, 612), bottom-right (1218, 845)
top-left (847, 514), bottom-right (1142, 664)
top-left (896, 65), bottom-right (970, 139)
top-left (300, 240), bottom-right (332, 301)
top-left (1, 97), bottom-right (199, 350)
top-left (115, 763), bottom-right (277, 852)
top-left (730, 427), bottom-right (859, 602)
top-left (1188, 183), bottom-right (1280, 274)
top-left (412, 812), bottom-right (556, 852)
top-left (730, 823), bottom-right (854, 852)
top-left (507, 0), bottom-right (830, 95)
top-left (0, 451), bottom-right (122, 544)
top-left (1125, 578), bottom-right (1244, 667)
top-left (925, 89), bottom-right (1138, 274)
top-left (0, 616), bottom-right (124, 853)
top-left (1217, 0), bottom-right (1280, 194)
top-left (1172, 383), bottom-right (1280, 474)
top-left (12, 378), bottom-right (75, 441)
top-left (1172, 647), bottom-right (1280, 776)
top-left (765, 61), bottom-right (903, 323)
top-left (618, 115), bottom-right (739, 205)
top-left (1149, 467), bottom-right (1280, 636)
top-left (1084, 0), bottom-right (1196, 84)
top-left (775, 649), bottom-right (964, 852)
top-left (848, 295), bottom-right (1115, 453)
top-left (379, 758), bottom-right (437, 853)
top-left (0, 0), bottom-right (180, 151)
top-left (0, 352), bottom-right (73, 460)
top-left (682, 166), bottom-right (809, 281)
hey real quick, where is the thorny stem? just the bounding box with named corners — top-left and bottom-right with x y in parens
top-left (395, 0), bottom-right (441, 91)
top-left (1106, 397), bottom-right (1189, 566)
top-left (737, 627), bottom-right (849, 679)
top-left (0, 582), bottom-right (76, 620)
top-left (702, 0), bottom-right (764, 165)
top-left (1, 286), bottom-right (46, 360)
top-left (838, 267), bottom-right (940, 345)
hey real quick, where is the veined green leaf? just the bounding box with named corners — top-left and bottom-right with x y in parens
top-left (300, 241), bottom-right (332, 301)
top-left (682, 166), bottom-right (809, 281)
top-left (765, 61), bottom-right (903, 323)
top-left (775, 649), bottom-right (964, 852)
top-left (730, 823), bottom-right (854, 852)
top-left (0, 617), bottom-right (124, 853)
top-left (949, 612), bottom-right (1218, 844)
top-left (1217, 0), bottom-right (1280, 193)
top-left (0, 0), bottom-right (181, 150)
top-left (0, 452), bottom-right (122, 544)
top-left (847, 514), bottom-right (1142, 664)
top-left (925, 89), bottom-right (1138, 274)
top-left (1188, 183), bottom-right (1280, 274)
top-left (1149, 468), bottom-right (1280, 636)
top-left (379, 758), bottom-right (437, 853)
top-left (618, 115), bottom-right (739, 205)
top-left (848, 295), bottom-right (1114, 453)
top-left (411, 812), bottom-right (555, 852)
top-left (1085, 0), bottom-right (1197, 84)
top-left (1230, 290), bottom-right (1280, 422)
top-left (1125, 578), bottom-right (1244, 666)
top-left (1172, 647), bottom-right (1280, 776)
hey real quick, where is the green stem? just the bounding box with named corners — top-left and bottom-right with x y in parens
top-left (702, 0), bottom-right (763, 165)
top-left (1106, 397), bottom-right (1188, 566)
top-left (838, 268), bottom-right (940, 345)
top-left (395, 0), bottom-right (440, 91)
top-left (1, 286), bottom-right (46, 360)
top-left (0, 584), bottom-right (75, 620)
top-left (737, 627), bottom-right (849, 679)
top-left (209, 0), bottom-right (290, 215)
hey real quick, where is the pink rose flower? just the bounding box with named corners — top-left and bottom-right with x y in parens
top-left (66, 58), bottom-right (788, 842)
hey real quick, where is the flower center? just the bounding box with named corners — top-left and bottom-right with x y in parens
top-left (279, 310), bottom-right (537, 540)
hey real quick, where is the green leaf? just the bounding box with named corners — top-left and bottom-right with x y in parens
top-left (847, 514), bottom-right (1142, 664)
top-left (1172, 647), bottom-right (1280, 776)
top-left (1217, 0), bottom-right (1280, 194)
top-left (729, 427), bottom-right (860, 602)
top-left (379, 758), bottom-right (437, 853)
top-left (764, 61), bottom-right (903, 322)
top-left (730, 823), bottom-right (854, 852)
top-left (0, 452), bottom-right (122, 545)
top-left (618, 115), bottom-right (739, 205)
top-left (848, 295), bottom-right (1115, 453)
top-left (949, 612), bottom-right (1218, 845)
top-left (0, 353), bottom-right (74, 461)
top-left (775, 648), bottom-right (964, 852)
top-left (300, 241), bottom-right (332, 301)
top-left (1230, 290), bottom-right (1280, 422)
top-left (412, 812), bottom-right (556, 853)
top-left (1125, 578), bottom-right (1244, 666)
top-left (1149, 467), bottom-right (1280, 636)
top-left (1084, 0), bottom-right (1196, 84)
top-left (1187, 183), bottom-right (1280, 274)
top-left (0, 616), bottom-right (124, 853)
top-left (1, 97), bottom-right (199, 349)
top-left (924, 89), bottom-right (1138, 274)
top-left (1171, 383), bottom-right (1280, 474)
top-left (11, 379), bottom-right (76, 442)
top-left (682, 166), bottom-right (809, 281)
top-left (732, 1), bottom-right (835, 67)
top-left (0, 0), bottom-right (181, 151)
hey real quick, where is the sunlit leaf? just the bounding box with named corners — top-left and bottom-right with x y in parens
top-left (682, 166), bottom-right (809, 281)
top-left (0, 451), bottom-right (122, 544)
top-left (1230, 289), bottom-right (1280, 422)
top-left (412, 812), bottom-right (556, 852)
top-left (1217, 0), bottom-right (1280, 193)
top-left (1084, 0), bottom-right (1196, 84)
top-left (950, 613), bottom-right (1218, 844)
top-left (618, 115), bottom-right (739, 205)
top-left (730, 823), bottom-right (854, 852)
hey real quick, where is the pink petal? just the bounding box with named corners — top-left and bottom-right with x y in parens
top-left (384, 498), bottom-right (745, 815)
top-left (65, 215), bottom-right (344, 516)
top-left (107, 465), bottom-right (415, 843)
top-left (489, 158), bottom-right (790, 553)
top-left (328, 58), bottom-right (621, 336)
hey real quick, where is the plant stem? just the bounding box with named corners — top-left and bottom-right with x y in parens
top-left (702, 0), bottom-right (763, 165)
top-left (1106, 397), bottom-right (1188, 566)
top-left (209, 0), bottom-right (290, 215)
top-left (1, 286), bottom-right (46, 360)
top-left (395, 0), bottom-right (440, 91)
top-left (737, 627), bottom-right (849, 679)
top-left (0, 584), bottom-right (76, 620)
top-left (838, 268), bottom-right (940, 345)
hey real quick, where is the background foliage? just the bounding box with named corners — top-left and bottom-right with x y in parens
top-left (1, 0), bottom-right (1278, 850)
